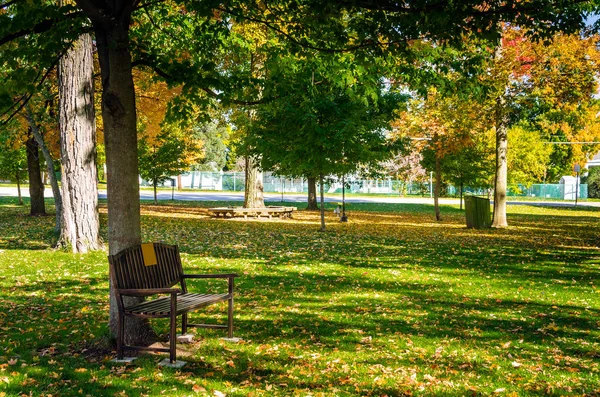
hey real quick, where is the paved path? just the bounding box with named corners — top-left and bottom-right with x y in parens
top-left (1, 186), bottom-right (598, 208)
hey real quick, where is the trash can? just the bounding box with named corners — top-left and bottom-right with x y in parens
top-left (465, 196), bottom-right (491, 229)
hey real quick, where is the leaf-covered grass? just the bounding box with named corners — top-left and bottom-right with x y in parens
top-left (0, 196), bottom-right (599, 396)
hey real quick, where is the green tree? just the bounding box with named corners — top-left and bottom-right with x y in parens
top-left (437, 135), bottom-right (494, 209)
top-left (138, 127), bottom-right (200, 204)
top-left (507, 125), bottom-right (553, 188)
top-left (583, 167), bottom-right (600, 198)
top-left (193, 121), bottom-right (230, 172)
top-left (245, 53), bottom-right (403, 230)
top-left (0, 143), bottom-right (27, 205)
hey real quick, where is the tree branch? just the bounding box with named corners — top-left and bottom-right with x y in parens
top-left (142, 5), bottom-right (182, 44)
top-left (0, 10), bottom-right (84, 47)
top-left (135, 0), bottom-right (167, 11)
top-left (340, 0), bottom-right (589, 17)
top-left (132, 58), bottom-right (274, 105)
top-left (338, 0), bottom-right (447, 14)
top-left (0, 0), bottom-right (21, 9)
top-left (218, 6), bottom-right (405, 53)
top-left (0, 52), bottom-right (63, 126)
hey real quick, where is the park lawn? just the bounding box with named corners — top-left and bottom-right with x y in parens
top-left (0, 197), bottom-right (599, 397)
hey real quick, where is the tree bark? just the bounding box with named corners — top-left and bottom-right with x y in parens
top-left (492, 96), bottom-right (509, 228)
top-left (25, 105), bottom-right (62, 234)
top-left (307, 176), bottom-right (319, 210)
top-left (82, 7), bottom-right (154, 344)
top-left (491, 36), bottom-right (509, 228)
top-left (16, 175), bottom-right (23, 205)
top-left (434, 152), bottom-right (442, 221)
top-left (25, 136), bottom-right (46, 216)
top-left (153, 180), bottom-right (158, 204)
top-left (319, 174), bottom-right (326, 231)
top-left (459, 181), bottom-right (463, 210)
top-left (57, 32), bottom-right (102, 253)
top-left (244, 155), bottom-right (265, 208)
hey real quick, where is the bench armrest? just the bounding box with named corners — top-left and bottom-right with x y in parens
top-left (182, 273), bottom-right (238, 279)
top-left (118, 288), bottom-right (181, 297)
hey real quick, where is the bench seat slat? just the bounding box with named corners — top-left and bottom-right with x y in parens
top-left (124, 293), bottom-right (230, 316)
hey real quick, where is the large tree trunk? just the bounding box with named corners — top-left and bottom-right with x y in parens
top-left (492, 96), bottom-right (509, 228)
top-left (434, 153), bottom-right (442, 221)
top-left (88, 12), bottom-right (154, 345)
top-left (307, 176), bottom-right (319, 210)
top-left (58, 33), bottom-right (102, 253)
top-left (25, 104), bottom-right (62, 234)
top-left (244, 155), bottom-right (264, 208)
top-left (25, 136), bottom-right (46, 216)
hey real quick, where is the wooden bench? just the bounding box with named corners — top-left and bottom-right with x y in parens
top-left (108, 242), bottom-right (237, 365)
top-left (208, 206), bottom-right (296, 219)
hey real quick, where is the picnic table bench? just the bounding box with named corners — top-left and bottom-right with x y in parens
top-left (108, 242), bottom-right (237, 366)
top-left (208, 206), bottom-right (296, 219)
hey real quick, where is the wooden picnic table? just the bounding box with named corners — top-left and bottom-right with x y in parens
top-left (208, 206), bottom-right (296, 219)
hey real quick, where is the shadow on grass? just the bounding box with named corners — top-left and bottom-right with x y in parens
top-left (1, 197), bottom-right (600, 395)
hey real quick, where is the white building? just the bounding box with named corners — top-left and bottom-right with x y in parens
top-left (586, 151), bottom-right (600, 168)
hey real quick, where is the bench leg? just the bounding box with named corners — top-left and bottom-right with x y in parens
top-left (117, 313), bottom-right (125, 359)
top-left (170, 298), bottom-right (177, 364)
top-left (182, 312), bottom-right (188, 335)
top-left (228, 297), bottom-right (234, 338)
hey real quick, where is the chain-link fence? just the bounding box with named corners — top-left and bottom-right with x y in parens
top-left (153, 171), bottom-right (588, 200)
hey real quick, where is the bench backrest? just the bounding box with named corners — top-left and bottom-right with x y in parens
top-left (108, 243), bottom-right (184, 290)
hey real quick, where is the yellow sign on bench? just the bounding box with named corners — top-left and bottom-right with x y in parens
top-left (141, 243), bottom-right (158, 266)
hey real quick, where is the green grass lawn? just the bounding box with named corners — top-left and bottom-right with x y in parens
top-left (0, 197), bottom-right (599, 396)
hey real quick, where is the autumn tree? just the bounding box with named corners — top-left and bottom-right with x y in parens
top-left (138, 126), bottom-right (201, 204)
top-left (381, 142), bottom-right (428, 196)
top-left (396, 88), bottom-right (490, 220)
top-left (423, 131), bottom-right (494, 209)
top-left (507, 125), bottom-right (553, 188)
top-left (485, 28), bottom-right (600, 227)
